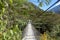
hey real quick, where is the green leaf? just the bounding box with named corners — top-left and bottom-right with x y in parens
top-left (45, 0), bottom-right (51, 5)
top-left (10, 30), bottom-right (13, 35)
top-left (9, 0), bottom-right (13, 4)
top-left (39, 2), bottom-right (43, 7)
top-left (2, 8), bottom-right (5, 13)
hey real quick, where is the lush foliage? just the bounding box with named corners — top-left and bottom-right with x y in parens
top-left (0, 0), bottom-right (60, 40)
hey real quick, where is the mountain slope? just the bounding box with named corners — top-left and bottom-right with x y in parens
top-left (50, 5), bottom-right (60, 14)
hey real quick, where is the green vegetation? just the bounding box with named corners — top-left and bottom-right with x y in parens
top-left (0, 0), bottom-right (60, 40)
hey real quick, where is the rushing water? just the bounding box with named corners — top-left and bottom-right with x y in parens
top-left (22, 21), bottom-right (40, 40)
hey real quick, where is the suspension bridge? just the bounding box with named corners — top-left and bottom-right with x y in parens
top-left (22, 20), bottom-right (40, 40)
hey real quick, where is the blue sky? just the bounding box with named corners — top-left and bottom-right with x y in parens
top-left (29, 0), bottom-right (60, 11)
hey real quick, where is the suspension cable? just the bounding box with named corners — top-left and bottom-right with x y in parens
top-left (43, 0), bottom-right (60, 13)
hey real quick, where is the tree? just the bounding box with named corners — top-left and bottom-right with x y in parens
top-left (37, 0), bottom-right (51, 6)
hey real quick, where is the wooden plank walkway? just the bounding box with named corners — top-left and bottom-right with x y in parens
top-left (22, 21), bottom-right (40, 40)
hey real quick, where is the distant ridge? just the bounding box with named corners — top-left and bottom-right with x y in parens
top-left (50, 5), bottom-right (60, 14)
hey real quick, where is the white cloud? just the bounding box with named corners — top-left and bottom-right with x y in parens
top-left (49, 1), bottom-right (60, 10)
top-left (55, 1), bottom-right (60, 6)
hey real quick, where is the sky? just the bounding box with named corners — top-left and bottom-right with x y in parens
top-left (29, 0), bottom-right (60, 11)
